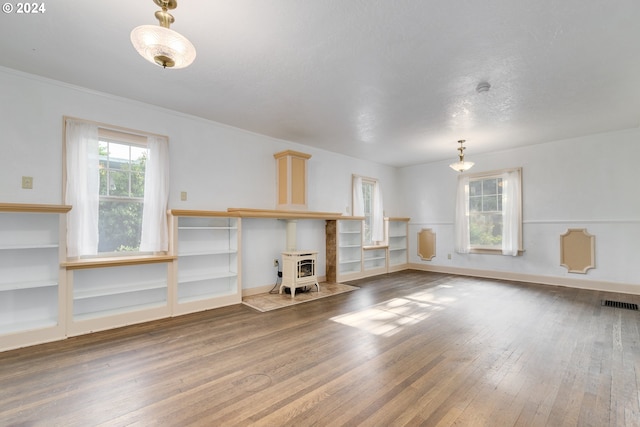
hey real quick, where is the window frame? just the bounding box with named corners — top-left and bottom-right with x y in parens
top-left (352, 174), bottom-right (386, 248)
top-left (463, 168), bottom-right (523, 255)
top-left (97, 133), bottom-right (148, 255)
top-left (63, 116), bottom-right (170, 261)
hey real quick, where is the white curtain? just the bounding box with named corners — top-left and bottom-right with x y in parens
top-left (65, 119), bottom-right (100, 258)
top-left (372, 183), bottom-right (384, 242)
top-left (454, 175), bottom-right (470, 253)
top-left (140, 135), bottom-right (170, 252)
top-left (501, 169), bottom-right (522, 256)
top-left (352, 176), bottom-right (364, 216)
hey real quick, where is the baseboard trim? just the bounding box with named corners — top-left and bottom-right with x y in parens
top-left (408, 263), bottom-right (640, 296)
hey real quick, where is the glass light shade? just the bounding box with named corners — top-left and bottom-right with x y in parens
top-left (131, 25), bottom-right (196, 69)
top-left (449, 160), bottom-right (475, 172)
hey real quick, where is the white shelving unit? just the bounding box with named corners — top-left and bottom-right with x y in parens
top-left (326, 217), bottom-right (410, 283)
top-left (66, 260), bottom-right (172, 336)
top-left (387, 218), bottom-right (409, 271)
top-left (0, 203), bottom-right (71, 352)
top-left (363, 247), bottom-right (388, 275)
top-left (336, 219), bottom-right (364, 281)
top-left (171, 211), bottom-right (241, 315)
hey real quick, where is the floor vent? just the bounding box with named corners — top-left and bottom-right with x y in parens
top-left (601, 300), bottom-right (639, 311)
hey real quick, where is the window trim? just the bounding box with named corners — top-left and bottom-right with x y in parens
top-left (63, 116), bottom-right (169, 262)
top-left (460, 167), bottom-right (523, 256)
top-left (352, 174), bottom-right (385, 246)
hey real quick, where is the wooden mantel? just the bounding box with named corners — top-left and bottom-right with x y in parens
top-left (227, 208), bottom-right (344, 220)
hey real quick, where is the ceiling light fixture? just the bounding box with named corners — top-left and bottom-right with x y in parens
top-left (449, 140), bottom-right (475, 172)
top-left (130, 0), bottom-right (196, 69)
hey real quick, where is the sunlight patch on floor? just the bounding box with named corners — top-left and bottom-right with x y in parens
top-left (330, 290), bottom-right (456, 336)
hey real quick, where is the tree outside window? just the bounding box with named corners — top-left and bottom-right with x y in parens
top-left (469, 177), bottom-right (503, 249)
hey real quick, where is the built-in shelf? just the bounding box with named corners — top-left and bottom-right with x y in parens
top-left (2, 201), bottom-right (409, 353)
top-left (178, 226), bottom-right (238, 230)
top-left (326, 217), bottom-right (410, 283)
top-left (73, 302), bottom-right (167, 322)
top-left (171, 211), bottom-right (241, 315)
top-left (0, 280), bottom-right (58, 292)
top-left (1, 319), bottom-right (58, 336)
top-left (178, 249), bottom-right (238, 257)
top-left (387, 218), bottom-right (409, 270)
top-left (0, 203), bottom-right (70, 352)
top-left (68, 261), bottom-right (170, 336)
top-left (364, 247), bottom-right (387, 272)
top-left (74, 280), bottom-right (167, 300)
top-left (0, 244), bottom-right (59, 250)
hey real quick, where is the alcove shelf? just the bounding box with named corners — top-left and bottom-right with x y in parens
top-left (169, 210), bottom-right (242, 316)
top-left (0, 203), bottom-right (71, 350)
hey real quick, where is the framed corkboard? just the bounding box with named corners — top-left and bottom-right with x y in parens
top-left (418, 228), bottom-right (436, 261)
top-left (560, 228), bottom-right (595, 274)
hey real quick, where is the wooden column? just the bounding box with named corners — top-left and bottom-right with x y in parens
top-left (325, 220), bottom-right (337, 283)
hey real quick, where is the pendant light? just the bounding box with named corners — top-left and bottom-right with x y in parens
top-left (130, 0), bottom-right (196, 69)
top-left (449, 140), bottom-right (475, 172)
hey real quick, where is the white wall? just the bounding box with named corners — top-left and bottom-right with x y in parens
top-left (0, 67), bottom-right (398, 290)
top-left (399, 128), bottom-right (640, 292)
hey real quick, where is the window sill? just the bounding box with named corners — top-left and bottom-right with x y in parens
top-left (62, 254), bottom-right (176, 270)
top-left (468, 248), bottom-right (524, 256)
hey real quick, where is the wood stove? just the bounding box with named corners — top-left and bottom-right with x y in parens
top-left (280, 251), bottom-right (319, 298)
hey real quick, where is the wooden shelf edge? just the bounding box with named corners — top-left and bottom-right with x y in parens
top-left (63, 255), bottom-right (177, 270)
top-left (385, 217), bottom-right (410, 222)
top-left (0, 203), bottom-right (72, 213)
top-left (227, 208), bottom-right (344, 220)
top-left (169, 209), bottom-right (239, 218)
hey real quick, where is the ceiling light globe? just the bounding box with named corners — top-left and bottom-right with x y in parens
top-left (449, 161), bottom-right (475, 172)
top-left (131, 25), bottom-right (196, 69)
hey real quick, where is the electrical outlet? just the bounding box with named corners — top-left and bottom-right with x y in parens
top-left (447, 253), bottom-right (452, 260)
top-left (22, 176), bottom-right (33, 189)
top-left (180, 191), bottom-right (187, 201)
top-left (273, 259), bottom-right (279, 267)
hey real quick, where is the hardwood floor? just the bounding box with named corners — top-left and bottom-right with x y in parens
top-left (1, 270), bottom-right (639, 426)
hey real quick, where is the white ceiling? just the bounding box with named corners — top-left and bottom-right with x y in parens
top-left (2, 0), bottom-right (640, 167)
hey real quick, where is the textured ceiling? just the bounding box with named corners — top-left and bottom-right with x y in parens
top-left (1, 0), bottom-right (639, 167)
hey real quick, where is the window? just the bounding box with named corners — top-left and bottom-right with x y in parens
top-left (353, 175), bottom-right (384, 245)
top-left (64, 118), bottom-right (169, 258)
top-left (362, 179), bottom-right (374, 244)
top-left (98, 137), bottom-right (146, 252)
top-left (455, 168), bottom-right (522, 255)
top-left (469, 177), bottom-right (503, 248)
